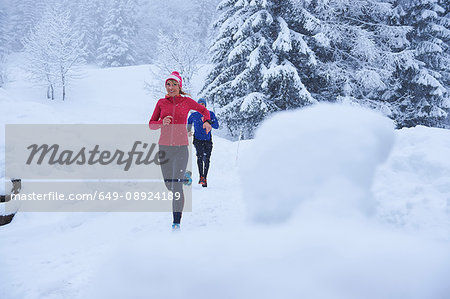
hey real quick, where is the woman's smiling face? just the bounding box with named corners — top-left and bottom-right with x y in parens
top-left (166, 79), bottom-right (180, 97)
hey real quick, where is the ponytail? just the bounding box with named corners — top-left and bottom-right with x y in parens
top-left (180, 90), bottom-right (191, 97)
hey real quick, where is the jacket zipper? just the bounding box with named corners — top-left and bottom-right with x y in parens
top-left (170, 96), bottom-right (176, 145)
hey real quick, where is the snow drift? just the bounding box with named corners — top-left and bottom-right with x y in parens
top-left (374, 125), bottom-right (450, 240)
top-left (241, 103), bottom-right (395, 223)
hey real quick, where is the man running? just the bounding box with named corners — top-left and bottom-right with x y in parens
top-left (187, 98), bottom-right (219, 187)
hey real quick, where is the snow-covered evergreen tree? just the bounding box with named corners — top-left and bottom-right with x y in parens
top-left (438, 0), bottom-right (450, 127)
top-left (134, 1), bottom-right (157, 64)
top-left (0, 6), bottom-right (8, 87)
top-left (301, 0), bottom-right (407, 118)
top-left (386, 0), bottom-right (448, 127)
top-left (69, 0), bottom-right (108, 63)
top-left (191, 0), bottom-right (221, 46)
top-left (0, 5), bottom-right (8, 52)
top-left (23, 4), bottom-right (85, 100)
top-left (136, 0), bottom-right (220, 64)
top-left (6, 0), bottom-right (47, 51)
top-left (97, 0), bottom-right (138, 67)
top-left (202, 0), bottom-right (317, 139)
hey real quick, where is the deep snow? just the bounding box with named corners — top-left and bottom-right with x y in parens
top-left (1, 61), bottom-right (449, 299)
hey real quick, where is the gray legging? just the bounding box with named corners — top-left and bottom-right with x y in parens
top-left (159, 145), bottom-right (188, 224)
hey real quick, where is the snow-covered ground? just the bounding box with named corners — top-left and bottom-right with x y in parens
top-left (1, 61), bottom-right (449, 299)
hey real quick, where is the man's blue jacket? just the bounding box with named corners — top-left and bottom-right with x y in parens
top-left (187, 111), bottom-right (219, 140)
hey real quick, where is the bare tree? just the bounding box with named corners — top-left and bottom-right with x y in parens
top-left (146, 31), bottom-right (204, 96)
top-left (23, 4), bottom-right (85, 100)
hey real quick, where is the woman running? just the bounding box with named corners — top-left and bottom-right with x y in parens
top-left (149, 71), bottom-right (212, 231)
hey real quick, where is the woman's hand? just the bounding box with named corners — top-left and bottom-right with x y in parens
top-left (162, 116), bottom-right (173, 126)
top-left (203, 121), bottom-right (212, 134)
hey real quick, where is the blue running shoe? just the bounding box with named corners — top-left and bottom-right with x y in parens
top-left (184, 171), bottom-right (193, 186)
top-left (172, 223), bottom-right (181, 231)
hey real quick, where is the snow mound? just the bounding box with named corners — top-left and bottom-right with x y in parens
top-left (241, 103), bottom-right (394, 223)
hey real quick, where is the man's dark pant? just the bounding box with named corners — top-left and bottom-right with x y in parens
top-left (193, 138), bottom-right (213, 178)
